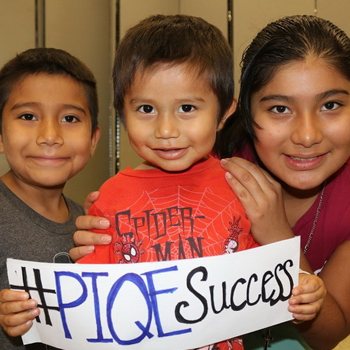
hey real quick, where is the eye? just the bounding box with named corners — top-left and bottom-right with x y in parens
top-left (137, 105), bottom-right (155, 114)
top-left (321, 101), bottom-right (341, 111)
top-left (62, 115), bottom-right (79, 123)
top-left (269, 105), bottom-right (291, 114)
top-left (178, 104), bottom-right (195, 113)
top-left (19, 113), bottom-right (37, 121)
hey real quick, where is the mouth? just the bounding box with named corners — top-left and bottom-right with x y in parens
top-left (288, 155), bottom-right (322, 162)
top-left (152, 147), bottom-right (188, 159)
top-left (154, 148), bottom-right (182, 152)
top-left (30, 156), bottom-right (69, 163)
top-left (284, 153), bottom-right (327, 170)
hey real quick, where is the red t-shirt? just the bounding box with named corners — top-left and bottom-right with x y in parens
top-left (80, 156), bottom-right (256, 350)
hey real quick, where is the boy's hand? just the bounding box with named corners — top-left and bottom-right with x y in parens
top-left (288, 273), bottom-right (326, 322)
top-left (0, 289), bottom-right (39, 337)
top-left (70, 191), bottom-right (111, 262)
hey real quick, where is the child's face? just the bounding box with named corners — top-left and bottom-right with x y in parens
top-left (251, 56), bottom-right (350, 191)
top-left (0, 73), bottom-right (100, 189)
top-left (124, 64), bottom-right (233, 171)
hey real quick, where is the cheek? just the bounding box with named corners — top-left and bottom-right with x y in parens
top-left (188, 122), bottom-right (217, 144)
top-left (328, 124), bottom-right (350, 146)
top-left (127, 127), bottom-right (148, 149)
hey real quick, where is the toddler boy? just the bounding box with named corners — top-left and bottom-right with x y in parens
top-left (79, 15), bottom-right (252, 350)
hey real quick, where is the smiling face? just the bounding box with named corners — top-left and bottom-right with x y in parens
top-left (252, 56), bottom-right (350, 191)
top-left (0, 73), bottom-right (100, 192)
top-left (124, 64), bottom-right (235, 172)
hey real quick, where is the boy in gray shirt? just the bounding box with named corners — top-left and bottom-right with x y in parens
top-left (0, 48), bottom-right (100, 349)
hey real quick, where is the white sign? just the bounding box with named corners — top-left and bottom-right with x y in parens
top-left (7, 237), bottom-right (300, 350)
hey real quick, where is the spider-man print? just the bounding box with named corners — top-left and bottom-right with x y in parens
top-left (223, 217), bottom-right (243, 254)
top-left (115, 235), bottom-right (144, 263)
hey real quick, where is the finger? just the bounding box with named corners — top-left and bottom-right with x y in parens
top-left (0, 299), bottom-right (37, 315)
top-left (289, 304), bottom-right (320, 321)
top-left (221, 160), bottom-right (261, 207)
top-left (0, 290), bottom-right (29, 303)
top-left (73, 230), bottom-right (112, 247)
top-left (224, 172), bottom-right (257, 208)
top-left (75, 215), bottom-right (110, 231)
top-left (292, 277), bottom-right (326, 298)
top-left (4, 320), bottom-right (34, 337)
top-left (221, 157), bottom-right (269, 185)
top-left (82, 191), bottom-right (100, 215)
top-left (70, 245), bottom-right (94, 262)
top-left (222, 158), bottom-right (275, 201)
top-left (2, 307), bottom-right (39, 337)
top-left (227, 158), bottom-right (282, 193)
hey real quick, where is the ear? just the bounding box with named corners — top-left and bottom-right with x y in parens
top-left (90, 126), bottom-right (101, 157)
top-left (217, 98), bottom-right (237, 131)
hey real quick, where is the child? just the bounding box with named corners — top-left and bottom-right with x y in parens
top-left (0, 48), bottom-right (100, 349)
top-left (77, 15), bottom-right (325, 350)
top-left (216, 15), bottom-right (350, 350)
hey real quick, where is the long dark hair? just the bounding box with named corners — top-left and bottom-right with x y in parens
top-left (215, 15), bottom-right (350, 158)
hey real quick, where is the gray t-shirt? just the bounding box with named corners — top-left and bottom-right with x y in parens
top-left (0, 180), bottom-right (83, 350)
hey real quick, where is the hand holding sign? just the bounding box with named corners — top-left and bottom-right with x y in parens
top-left (7, 238), bottom-right (301, 350)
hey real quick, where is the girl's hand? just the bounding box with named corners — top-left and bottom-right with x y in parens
top-left (221, 157), bottom-right (294, 245)
top-left (289, 273), bottom-right (326, 322)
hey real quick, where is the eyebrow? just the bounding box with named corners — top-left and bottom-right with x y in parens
top-left (260, 95), bottom-right (293, 103)
top-left (316, 89), bottom-right (350, 101)
top-left (10, 102), bottom-right (87, 114)
top-left (259, 89), bottom-right (350, 103)
top-left (129, 97), bottom-right (206, 104)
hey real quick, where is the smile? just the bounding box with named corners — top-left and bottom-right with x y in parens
top-left (289, 155), bottom-right (320, 162)
top-left (284, 153), bottom-right (327, 170)
top-left (153, 147), bottom-right (188, 160)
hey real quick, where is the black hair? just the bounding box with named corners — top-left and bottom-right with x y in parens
top-left (0, 47), bottom-right (98, 132)
top-left (215, 15), bottom-right (350, 158)
top-left (113, 14), bottom-right (234, 126)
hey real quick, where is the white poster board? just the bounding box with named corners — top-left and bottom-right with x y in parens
top-left (7, 237), bottom-right (300, 350)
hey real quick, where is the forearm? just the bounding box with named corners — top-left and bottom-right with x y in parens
top-left (295, 252), bottom-right (349, 349)
top-left (296, 292), bottom-right (349, 350)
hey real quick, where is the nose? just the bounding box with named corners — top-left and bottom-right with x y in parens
top-left (154, 113), bottom-right (180, 139)
top-left (36, 118), bottom-right (63, 146)
top-left (290, 113), bottom-right (323, 147)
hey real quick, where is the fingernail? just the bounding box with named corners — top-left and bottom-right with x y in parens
top-left (85, 245), bottom-right (95, 253)
top-left (225, 172), bottom-right (233, 180)
top-left (220, 158), bottom-right (228, 164)
top-left (99, 219), bottom-right (110, 228)
top-left (101, 235), bottom-right (112, 243)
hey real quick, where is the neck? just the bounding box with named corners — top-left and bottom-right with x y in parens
top-left (1, 172), bottom-right (68, 223)
top-left (282, 182), bottom-right (324, 227)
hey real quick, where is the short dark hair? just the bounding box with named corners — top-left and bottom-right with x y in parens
top-left (215, 15), bottom-right (350, 158)
top-left (113, 14), bottom-right (234, 125)
top-left (0, 47), bottom-right (98, 132)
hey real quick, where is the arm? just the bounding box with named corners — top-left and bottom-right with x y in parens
top-left (0, 289), bottom-right (39, 337)
top-left (69, 191), bottom-right (112, 262)
top-left (221, 157), bottom-right (350, 349)
top-left (295, 241), bottom-right (350, 349)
